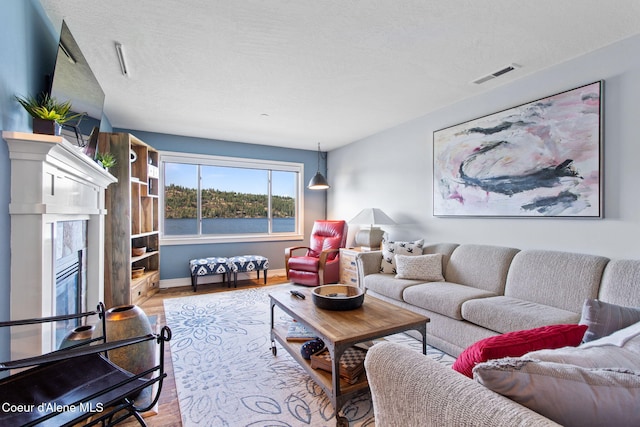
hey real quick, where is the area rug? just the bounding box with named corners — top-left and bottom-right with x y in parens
top-left (164, 285), bottom-right (455, 426)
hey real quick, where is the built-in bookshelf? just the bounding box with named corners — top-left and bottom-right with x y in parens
top-left (98, 132), bottom-right (160, 308)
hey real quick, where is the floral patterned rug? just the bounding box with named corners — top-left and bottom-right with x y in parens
top-left (164, 284), bottom-right (455, 426)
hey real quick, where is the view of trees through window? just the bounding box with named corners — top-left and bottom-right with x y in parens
top-left (162, 157), bottom-right (300, 237)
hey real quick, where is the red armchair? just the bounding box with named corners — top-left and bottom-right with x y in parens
top-left (285, 220), bottom-right (348, 286)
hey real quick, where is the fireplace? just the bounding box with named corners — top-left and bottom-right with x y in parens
top-left (54, 220), bottom-right (88, 347)
top-left (4, 131), bottom-right (117, 359)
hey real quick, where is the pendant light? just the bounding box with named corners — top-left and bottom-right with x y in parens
top-left (308, 142), bottom-right (330, 190)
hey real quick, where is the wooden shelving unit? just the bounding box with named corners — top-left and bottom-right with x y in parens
top-left (98, 133), bottom-right (160, 308)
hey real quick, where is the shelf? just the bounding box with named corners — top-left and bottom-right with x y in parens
top-left (131, 250), bottom-right (159, 263)
top-left (99, 132), bottom-right (161, 307)
top-left (132, 231), bottom-right (159, 239)
top-left (272, 323), bottom-right (369, 396)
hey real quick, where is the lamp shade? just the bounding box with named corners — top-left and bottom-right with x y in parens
top-left (349, 208), bottom-right (396, 225)
top-left (308, 142), bottom-right (330, 190)
top-left (308, 172), bottom-right (330, 189)
top-left (349, 208), bottom-right (396, 250)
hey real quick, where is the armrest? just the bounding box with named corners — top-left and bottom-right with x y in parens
top-left (317, 248), bottom-right (340, 284)
top-left (364, 342), bottom-right (561, 427)
top-left (356, 250), bottom-right (382, 280)
top-left (285, 246), bottom-right (310, 277)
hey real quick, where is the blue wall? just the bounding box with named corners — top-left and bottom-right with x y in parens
top-left (0, 0), bottom-right (58, 363)
top-left (116, 129), bottom-right (329, 281)
top-left (0, 3), bottom-right (329, 339)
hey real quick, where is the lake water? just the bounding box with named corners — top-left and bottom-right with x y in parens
top-left (164, 217), bottom-right (295, 235)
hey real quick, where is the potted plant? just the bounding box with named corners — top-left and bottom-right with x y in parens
top-left (15, 92), bottom-right (85, 135)
top-left (96, 151), bottom-right (117, 171)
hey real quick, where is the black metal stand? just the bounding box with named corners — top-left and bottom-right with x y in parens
top-left (0, 303), bottom-right (172, 427)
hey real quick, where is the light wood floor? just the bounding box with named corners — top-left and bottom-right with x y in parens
top-left (121, 274), bottom-right (289, 427)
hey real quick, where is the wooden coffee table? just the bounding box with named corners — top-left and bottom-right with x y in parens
top-left (269, 286), bottom-right (429, 425)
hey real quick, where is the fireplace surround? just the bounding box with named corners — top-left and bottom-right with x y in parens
top-left (3, 131), bottom-right (117, 359)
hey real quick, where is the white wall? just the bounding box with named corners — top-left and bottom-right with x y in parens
top-left (329, 34), bottom-right (640, 259)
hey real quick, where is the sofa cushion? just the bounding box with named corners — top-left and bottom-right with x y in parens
top-left (287, 255), bottom-right (319, 272)
top-left (363, 273), bottom-right (423, 301)
top-left (420, 243), bottom-right (459, 272)
top-left (452, 324), bottom-right (587, 378)
top-left (395, 254), bottom-right (444, 282)
top-left (462, 296), bottom-right (580, 333)
top-left (504, 250), bottom-right (608, 313)
top-left (474, 358), bottom-right (640, 427)
top-left (579, 299), bottom-right (640, 343)
top-left (380, 239), bottom-right (424, 274)
top-left (444, 244), bottom-right (519, 294)
top-left (524, 320), bottom-right (640, 370)
top-left (598, 259), bottom-right (640, 307)
top-left (403, 282), bottom-right (495, 320)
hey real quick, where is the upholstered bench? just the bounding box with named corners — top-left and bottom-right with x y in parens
top-left (228, 255), bottom-right (269, 288)
top-left (189, 257), bottom-right (231, 291)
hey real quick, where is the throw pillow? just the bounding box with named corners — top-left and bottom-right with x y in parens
top-left (523, 319), bottom-right (640, 370)
top-left (579, 298), bottom-right (640, 342)
top-left (379, 239), bottom-right (424, 274)
top-left (452, 324), bottom-right (587, 378)
top-left (474, 358), bottom-right (640, 427)
top-left (394, 254), bottom-right (444, 281)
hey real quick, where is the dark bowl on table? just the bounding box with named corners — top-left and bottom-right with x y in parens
top-left (312, 285), bottom-right (365, 311)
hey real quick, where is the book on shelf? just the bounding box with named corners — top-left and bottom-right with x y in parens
top-left (310, 346), bottom-right (367, 383)
top-left (286, 321), bottom-right (317, 342)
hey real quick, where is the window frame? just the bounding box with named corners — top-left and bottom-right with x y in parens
top-left (159, 151), bottom-right (304, 245)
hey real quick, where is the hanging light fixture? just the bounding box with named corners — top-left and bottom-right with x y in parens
top-left (308, 142), bottom-right (330, 190)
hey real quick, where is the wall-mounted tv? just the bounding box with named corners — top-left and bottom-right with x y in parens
top-left (49, 20), bottom-right (105, 150)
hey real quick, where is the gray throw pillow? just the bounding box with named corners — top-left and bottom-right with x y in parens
top-left (394, 254), bottom-right (444, 281)
top-left (474, 358), bottom-right (640, 427)
top-left (579, 299), bottom-right (640, 342)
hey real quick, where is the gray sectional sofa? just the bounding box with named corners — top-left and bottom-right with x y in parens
top-left (358, 242), bottom-right (640, 426)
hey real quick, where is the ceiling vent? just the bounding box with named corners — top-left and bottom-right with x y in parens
top-left (472, 63), bottom-right (521, 84)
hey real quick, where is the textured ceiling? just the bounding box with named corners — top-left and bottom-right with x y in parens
top-left (39, 1), bottom-right (640, 151)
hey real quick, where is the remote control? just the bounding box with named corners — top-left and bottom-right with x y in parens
top-left (290, 290), bottom-right (306, 299)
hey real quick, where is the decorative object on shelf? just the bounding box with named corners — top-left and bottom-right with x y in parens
top-left (433, 80), bottom-right (603, 218)
top-left (58, 324), bottom-right (96, 349)
top-left (307, 142), bottom-right (330, 190)
top-left (312, 284), bottom-right (365, 310)
top-left (310, 346), bottom-right (367, 383)
top-left (130, 148), bottom-right (137, 162)
top-left (349, 208), bottom-right (396, 250)
top-left (100, 304), bottom-right (155, 377)
top-left (286, 321), bottom-right (317, 342)
top-left (132, 266), bottom-right (145, 278)
top-left (96, 151), bottom-right (117, 170)
top-left (132, 246), bottom-right (147, 257)
top-left (14, 92), bottom-right (84, 136)
top-left (300, 338), bottom-right (325, 360)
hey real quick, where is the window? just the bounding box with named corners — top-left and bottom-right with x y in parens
top-left (160, 152), bottom-right (304, 244)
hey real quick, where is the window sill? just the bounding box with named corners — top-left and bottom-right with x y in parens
top-left (160, 233), bottom-right (304, 246)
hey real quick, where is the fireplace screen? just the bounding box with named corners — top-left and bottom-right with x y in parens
top-left (54, 221), bottom-right (88, 348)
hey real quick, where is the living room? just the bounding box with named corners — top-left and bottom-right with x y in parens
top-left (2, 0), bottom-right (640, 425)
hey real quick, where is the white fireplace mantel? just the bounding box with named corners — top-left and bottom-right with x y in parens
top-left (3, 131), bottom-right (117, 358)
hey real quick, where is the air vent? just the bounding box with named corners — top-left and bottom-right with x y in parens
top-left (472, 63), bottom-right (521, 85)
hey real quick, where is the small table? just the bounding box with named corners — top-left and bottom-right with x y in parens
top-left (269, 286), bottom-right (429, 426)
top-left (228, 255), bottom-right (269, 288)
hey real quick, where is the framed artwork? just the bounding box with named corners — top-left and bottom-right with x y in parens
top-left (433, 81), bottom-right (603, 218)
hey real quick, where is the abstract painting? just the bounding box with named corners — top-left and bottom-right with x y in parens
top-left (433, 81), bottom-right (602, 217)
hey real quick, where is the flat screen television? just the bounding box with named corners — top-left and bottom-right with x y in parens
top-left (49, 20), bottom-right (105, 152)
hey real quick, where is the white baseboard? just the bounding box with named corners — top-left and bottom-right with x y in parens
top-left (159, 268), bottom-right (287, 289)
